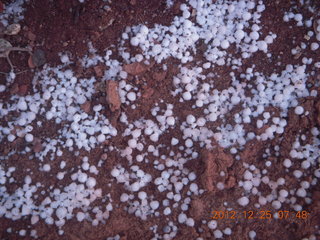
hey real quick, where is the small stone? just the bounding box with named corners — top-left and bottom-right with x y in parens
top-left (142, 88), bottom-right (154, 99)
top-left (152, 71), bottom-right (167, 81)
top-left (18, 84), bottom-right (28, 96)
top-left (33, 138), bottom-right (43, 153)
top-left (94, 65), bottom-right (105, 78)
top-left (123, 62), bottom-right (148, 75)
top-left (27, 31), bottom-right (36, 42)
top-left (31, 49), bottom-right (46, 67)
top-left (106, 80), bottom-right (121, 112)
top-left (28, 55), bottom-right (36, 68)
top-left (4, 23), bottom-right (21, 35)
top-left (0, 38), bottom-right (12, 49)
top-left (81, 101), bottom-right (91, 113)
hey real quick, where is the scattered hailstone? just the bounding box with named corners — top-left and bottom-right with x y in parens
top-left (238, 196), bottom-right (249, 206)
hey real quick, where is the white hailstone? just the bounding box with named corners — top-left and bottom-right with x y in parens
top-left (294, 106), bottom-right (304, 115)
top-left (18, 99), bottom-right (28, 111)
top-left (56, 207), bottom-right (67, 219)
top-left (60, 54), bottom-right (70, 63)
top-left (66, 139), bottom-right (73, 147)
top-left (130, 37), bottom-right (140, 46)
top-left (171, 138), bottom-right (179, 146)
top-left (97, 134), bottom-right (106, 143)
top-left (293, 170), bottom-right (303, 178)
top-left (311, 42), bottom-right (319, 51)
top-left (166, 116), bottom-right (175, 126)
top-left (272, 200), bottom-right (281, 209)
top-left (220, 39), bottom-right (230, 49)
top-left (152, 44), bottom-right (162, 55)
top-left (250, 31), bottom-right (259, 40)
top-left (138, 191), bottom-right (147, 200)
top-left (76, 212), bottom-right (85, 222)
top-left (243, 12), bottom-right (252, 20)
top-left (185, 139), bottom-right (193, 148)
top-left (7, 134), bottom-right (16, 142)
top-left (163, 207), bottom-right (171, 215)
top-left (188, 172), bottom-right (196, 181)
top-left (214, 230), bottom-right (223, 238)
top-left (150, 133), bottom-right (159, 142)
top-left (78, 172), bottom-right (88, 183)
top-left (128, 139), bottom-right (137, 148)
top-left (111, 168), bottom-right (120, 177)
top-left (208, 220), bottom-right (217, 229)
top-left (127, 92), bottom-right (136, 101)
top-left (182, 91), bottom-right (192, 101)
top-left (301, 181), bottom-right (310, 189)
top-left (178, 213), bottom-right (187, 223)
top-left (283, 159), bottom-right (292, 168)
top-left (257, 41), bottom-right (268, 51)
top-left (0, 85), bottom-right (6, 92)
top-left (258, 196), bottom-right (267, 205)
top-left (186, 114), bottom-right (196, 124)
top-left (120, 193), bottom-right (129, 202)
top-left (82, 162), bottom-right (89, 171)
top-left (190, 183), bottom-right (198, 192)
top-left (243, 181), bottom-right (253, 191)
top-left (279, 189), bottom-right (288, 198)
top-left (222, 228), bottom-right (231, 235)
top-left (140, 25), bottom-right (149, 35)
top-left (249, 231), bottom-right (256, 239)
top-left (235, 29), bottom-right (245, 40)
top-left (244, 170), bottom-right (253, 180)
top-left (294, 13), bottom-right (303, 22)
top-left (301, 160), bottom-right (310, 169)
top-left (19, 230), bottom-right (26, 236)
top-left (43, 164), bottom-right (51, 172)
top-left (238, 196), bottom-right (249, 206)
top-left (296, 188), bottom-right (306, 197)
top-left (86, 177), bottom-right (96, 188)
top-left (131, 182), bottom-right (140, 192)
top-left (31, 215), bottom-right (39, 225)
top-left (25, 133), bottom-right (34, 142)
top-left (150, 201), bottom-right (159, 210)
top-left (186, 218), bottom-right (195, 227)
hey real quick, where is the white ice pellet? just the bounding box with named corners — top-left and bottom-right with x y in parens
top-left (178, 213), bottom-right (187, 223)
top-left (76, 212), bottom-right (85, 222)
top-left (0, 85), bottom-right (6, 92)
top-left (25, 133), bottom-right (34, 142)
top-left (120, 193), bottom-right (129, 202)
top-left (182, 91), bottom-right (192, 101)
top-left (249, 231), bottom-right (256, 239)
top-left (78, 172), bottom-right (88, 183)
top-left (166, 116), bottom-right (175, 126)
top-left (150, 201), bottom-right (159, 210)
top-left (186, 218), bottom-right (195, 227)
top-left (311, 42), bottom-right (319, 51)
top-left (138, 191), bottom-right (147, 200)
top-left (238, 196), bottom-right (249, 206)
top-left (163, 207), bottom-right (171, 215)
top-left (127, 92), bottom-right (136, 101)
top-left (111, 168), bottom-right (120, 177)
top-left (61, 55), bottom-right (70, 63)
top-left (208, 220), bottom-right (217, 229)
top-left (86, 177), bottom-right (96, 188)
top-left (43, 164), bottom-right (51, 172)
top-left (283, 159), bottom-right (292, 168)
top-left (220, 40), bottom-right (230, 49)
top-left (214, 230), bottom-right (223, 238)
top-left (130, 37), bottom-right (140, 46)
top-left (294, 106), bottom-right (304, 115)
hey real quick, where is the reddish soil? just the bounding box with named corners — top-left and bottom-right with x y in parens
top-left (0, 0), bottom-right (320, 240)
